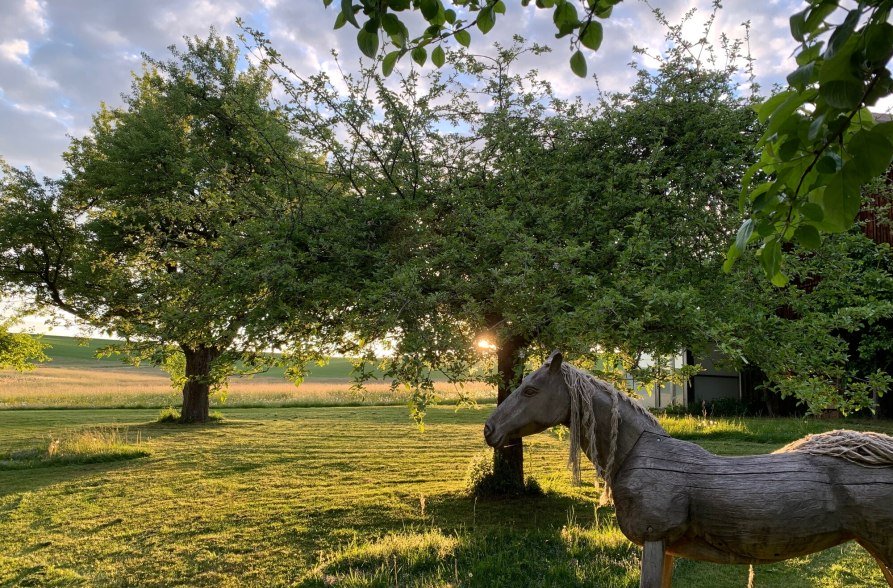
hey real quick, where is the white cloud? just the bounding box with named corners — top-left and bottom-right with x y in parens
top-left (0, 0), bottom-right (843, 179)
top-left (0, 39), bottom-right (29, 64)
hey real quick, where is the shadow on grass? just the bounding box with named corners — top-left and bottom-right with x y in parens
top-left (294, 492), bottom-right (639, 588)
top-left (0, 448), bottom-right (149, 471)
top-left (291, 491), bottom-right (888, 588)
top-left (0, 458), bottom-right (146, 499)
top-left (0, 556), bottom-right (85, 588)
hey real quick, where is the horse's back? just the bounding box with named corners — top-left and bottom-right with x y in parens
top-left (613, 434), bottom-right (893, 563)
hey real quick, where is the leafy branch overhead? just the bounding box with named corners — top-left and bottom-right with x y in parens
top-left (729, 0), bottom-right (893, 285)
top-left (324, 0), bottom-right (617, 77)
top-left (326, 0), bottom-right (893, 283)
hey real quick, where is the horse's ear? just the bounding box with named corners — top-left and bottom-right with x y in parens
top-left (548, 350), bottom-right (563, 373)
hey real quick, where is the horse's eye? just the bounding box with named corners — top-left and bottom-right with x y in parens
top-left (523, 387), bottom-right (539, 397)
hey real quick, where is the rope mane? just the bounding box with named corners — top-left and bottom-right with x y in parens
top-left (774, 429), bottom-right (893, 468)
top-left (562, 362), bottom-right (660, 503)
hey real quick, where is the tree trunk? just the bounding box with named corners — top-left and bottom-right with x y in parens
top-left (180, 344), bottom-right (220, 423)
top-left (492, 333), bottom-right (528, 491)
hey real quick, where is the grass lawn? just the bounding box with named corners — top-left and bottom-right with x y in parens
top-left (1, 407), bottom-right (891, 587)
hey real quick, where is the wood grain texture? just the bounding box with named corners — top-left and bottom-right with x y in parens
top-left (612, 431), bottom-right (893, 573)
top-left (640, 541), bottom-right (668, 588)
top-left (660, 552), bottom-right (674, 588)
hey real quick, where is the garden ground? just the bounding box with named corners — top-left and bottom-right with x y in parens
top-left (2, 405), bottom-right (891, 587)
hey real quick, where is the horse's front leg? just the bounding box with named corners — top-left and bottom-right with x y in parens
top-left (640, 541), bottom-right (673, 588)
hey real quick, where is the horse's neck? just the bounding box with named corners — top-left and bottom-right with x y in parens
top-left (580, 383), bottom-right (666, 477)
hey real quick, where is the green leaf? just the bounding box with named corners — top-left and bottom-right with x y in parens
top-left (341, 0), bottom-right (359, 28)
top-left (357, 27), bottom-right (379, 59)
top-left (334, 11), bottom-right (347, 30)
top-left (444, 9), bottom-right (456, 24)
top-left (723, 241), bottom-right (741, 273)
top-left (493, 1), bottom-right (506, 15)
top-left (875, 121), bottom-right (893, 143)
top-left (848, 128), bottom-right (893, 182)
top-left (760, 239), bottom-right (782, 280)
top-left (455, 29), bottom-right (471, 47)
top-left (790, 8), bottom-right (808, 42)
top-left (757, 90), bottom-right (796, 124)
top-left (801, 202), bottom-right (824, 222)
top-left (382, 14), bottom-right (400, 35)
top-left (804, 3), bottom-right (837, 37)
top-left (865, 22), bottom-right (893, 64)
top-left (770, 272), bottom-right (789, 288)
top-left (420, 0), bottom-right (439, 20)
top-left (554, 2), bottom-right (579, 29)
top-left (428, 5), bottom-right (447, 26)
top-left (807, 112), bottom-right (827, 142)
top-left (786, 62), bottom-right (816, 92)
top-left (821, 161), bottom-right (863, 232)
top-left (570, 50), bottom-right (587, 78)
top-left (477, 7), bottom-right (495, 34)
top-left (825, 8), bottom-right (858, 59)
top-left (796, 42), bottom-right (824, 66)
top-left (755, 219), bottom-right (777, 238)
top-left (816, 152), bottom-right (842, 175)
top-left (382, 50), bottom-right (401, 77)
top-left (865, 70), bottom-right (893, 107)
top-left (734, 218), bottom-right (755, 252)
top-left (778, 138), bottom-right (801, 161)
top-left (580, 21), bottom-right (603, 51)
top-left (411, 46), bottom-right (427, 67)
top-left (383, 16), bottom-right (409, 47)
top-left (765, 91), bottom-right (813, 137)
top-left (820, 79), bottom-right (863, 110)
top-left (794, 224), bottom-right (821, 250)
top-left (431, 45), bottom-right (445, 68)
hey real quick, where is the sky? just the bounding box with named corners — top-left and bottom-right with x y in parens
top-left (1, 0), bottom-right (826, 178)
top-left (2, 0), bottom-right (890, 335)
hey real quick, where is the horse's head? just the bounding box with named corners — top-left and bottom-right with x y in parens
top-left (483, 350), bottom-right (571, 448)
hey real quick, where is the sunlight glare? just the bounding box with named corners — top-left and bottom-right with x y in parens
top-left (475, 338), bottom-right (497, 351)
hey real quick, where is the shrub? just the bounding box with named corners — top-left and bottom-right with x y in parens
top-left (157, 406), bottom-right (181, 423)
top-left (465, 451), bottom-right (542, 497)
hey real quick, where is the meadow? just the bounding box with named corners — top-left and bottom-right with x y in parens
top-left (0, 336), bottom-right (493, 410)
top-left (1, 338), bottom-right (892, 587)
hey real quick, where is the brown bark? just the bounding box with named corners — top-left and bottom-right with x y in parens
top-left (180, 344), bottom-right (221, 423)
top-left (492, 332), bottom-right (528, 491)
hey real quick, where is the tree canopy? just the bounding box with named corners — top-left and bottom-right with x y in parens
top-left (244, 24), bottom-right (762, 485)
top-left (324, 0), bottom-right (893, 282)
top-left (0, 33), bottom-right (327, 422)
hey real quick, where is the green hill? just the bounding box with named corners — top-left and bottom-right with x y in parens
top-left (35, 335), bottom-right (361, 381)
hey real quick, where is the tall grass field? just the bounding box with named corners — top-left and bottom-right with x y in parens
top-left (0, 335), bottom-right (493, 410)
top-left (1, 337), bottom-right (891, 586)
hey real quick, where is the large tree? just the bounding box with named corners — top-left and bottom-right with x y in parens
top-left (248, 28), bottom-right (759, 487)
top-left (324, 0), bottom-right (893, 281)
top-left (0, 33), bottom-right (325, 422)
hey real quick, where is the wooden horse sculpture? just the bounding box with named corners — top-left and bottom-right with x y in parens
top-left (483, 351), bottom-right (893, 588)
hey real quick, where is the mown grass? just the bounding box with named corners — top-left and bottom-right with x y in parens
top-left (1, 407), bottom-right (891, 587)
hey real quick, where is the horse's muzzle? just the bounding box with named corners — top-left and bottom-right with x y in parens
top-left (483, 421), bottom-right (502, 447)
